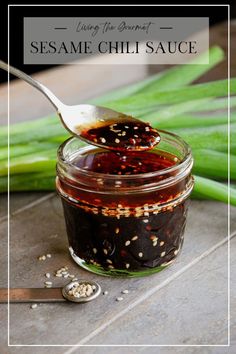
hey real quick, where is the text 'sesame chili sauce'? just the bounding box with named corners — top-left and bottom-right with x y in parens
top-left (56, 130), bottom-right (194, 277)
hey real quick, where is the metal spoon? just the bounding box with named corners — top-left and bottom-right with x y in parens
top-left (0, 280), bottom-right (101, 303)
top-left (0, 60), bottom-right (160, 151)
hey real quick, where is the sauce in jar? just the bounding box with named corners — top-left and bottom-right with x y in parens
top-left (56, 130), bottom-right (194, 277)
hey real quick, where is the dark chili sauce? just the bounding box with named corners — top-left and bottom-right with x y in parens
top-left (58, 148), bottom-right (189, 273)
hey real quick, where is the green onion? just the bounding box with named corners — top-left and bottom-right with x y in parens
top-left (193, 175), bottom-right (236, 206)
top-left (192, 149), bottom-right (236, 180)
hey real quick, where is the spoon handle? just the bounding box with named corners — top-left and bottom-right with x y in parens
top-left (0, 60), bottom-right (64, 111)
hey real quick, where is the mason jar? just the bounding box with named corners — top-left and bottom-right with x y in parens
top-left (56, 130), bottom-right (194, 277)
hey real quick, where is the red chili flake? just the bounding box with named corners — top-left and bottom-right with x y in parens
top-left (120, 250), bottom-right (127, 257)
top-left (145, 225), bottom-right (152, 231)
top-left (150, 235), bottom-right (157, 241)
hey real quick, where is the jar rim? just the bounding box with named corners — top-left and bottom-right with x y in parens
top-left (57, 129), bottom-right (192, 181)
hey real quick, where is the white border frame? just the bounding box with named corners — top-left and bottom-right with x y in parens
top-left (7, 3), bottom-right (230, 348)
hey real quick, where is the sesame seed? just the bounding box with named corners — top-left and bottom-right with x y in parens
top-left (38, 255), bottom-right (46, 261)
top-left (160, 241), bottom-right (165, 246)
top-left (138, 252), bottom-right (143, 258)
top-left (100, 137), bottom-right (106, 143)
top-left (174, 157), bottom-right (178, 162)
top-left (150, 235), bottom-right (158, 241)
top-left (131, 236), bottom-right (138, 241)
top-left (46, 254), bottom-right (51, 258)
top-left (121, 131), bottom-right (126, 136)
top-left (94, 138), bottom-right (98, 143)
top-left (153, 241), bottom-right (158, 247)
top-left (116, 297), bottom-right (123, 301)
top-left (125, 263), bottom-right (130, 269)
top-left (72, 278), bottom-right (78, 281)
top-left (69, 274), bottom-right (75, 278)
top-left (31, 304), bottom-right (38, 309)
top-left (134, 135), bottom-right (138, 138)
top-left (93, 248), bottom-right (97, 254)
top-left (55, 273), bottom-right (62, 277)
top-left (174, 249), bottom-right (179, 255)
top-left (161, 251), bottom-right (166, 257)
top-left (44, 281), bottom-right (52, 285)
top-left (143, 219), bottom-right (149, 223)
top-left (122, 290), bottom-right (129, 294)
top-left (145, 127), bottom-right (150, 132)
top-left (45, 273), bottom-right (51, 278)
top-left (108, 265), bottom-right (114, 269)
top-left (133, 126), bottom-right (138, 130)
top-left (103, 249), bottom-right (108, 255)
top-left (125, 240), bottom-right (131, 246)
top-left (103, 291), bottom-right (108, 295)
top-left (124, 126), bottom-right (129, 129)
top-left (115, 138), bottom-right (120, 144)
top-left (144, 212), bottom-right (149, 217)
top-left (115, 228), bottom-right (120, 234)
top-left (106, 259), bottom-right (113, 264)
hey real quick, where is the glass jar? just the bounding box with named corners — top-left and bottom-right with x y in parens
top-left (56, 130), bottom-right (194, 277)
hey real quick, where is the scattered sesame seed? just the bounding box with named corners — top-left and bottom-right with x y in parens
top-left (125, 240), bottom-right (131, 246)
top-left (93, 248), bottom-right (97, 254)
top-left (125, 263), bottom-right (130, 269)
top-left (131, 236), bottom-right (138, 241)
top-left (38, 255), bottom-right (46, 261)
top-left (108, 265), bottom-right (114, 269)
top-left (160, 241), bottom-right (165, 246)
top-left (174, 249), bottom-right (179, 255)
top-left (174, 157), bottom-right (178, 162)
top-left (115, 138), bottom-right (120, 144)
top-left (103, 291), bottom-right (108, 295)
top-left (124, 126), bottom-right (129, 129)
top-left (143, 219), bottom-right (149, 223)
top-left (106, 259), bottom-right (113, 264)
top-left (72, 278), bottom-right (78, 282)
top-left (45, 273), bottom-right (51, 278)
top-left (100, 137), bottom-right (106, 143)
top-left (122, 290), bottom-right (129, 294)
top-left (144, 212), bottom-right (149, 216)
top-left (134, 135), bottom-right (138, 138)
top-left (103, 249), bottom-right (108, 255)
top-left (145, 127), bottom-right (150, 132)
top-left (44, 281), bottom-right (52, 285)
top-left (153, 241), bottom-right (158, 247)
top-left (161, 251), bottom-right (166, 257)
top-left (116, 297), bottom-right (123, 301)
top-left (55, 273), bottom-right (62, 277)
top-left (31, 304), bottom-right (38, 309)
top-left (133, 126), bottom-right (138, 130)
top-left (138, 252), bottom-right (143, 258)
top-left (94, 138), bottom-right (98, 143)
top-left (46, 254), bottom-right (51, 258)
top-left (69, 274), bottom-right (75, 278)
top-left (115, 228), bottom-right (120, 234)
